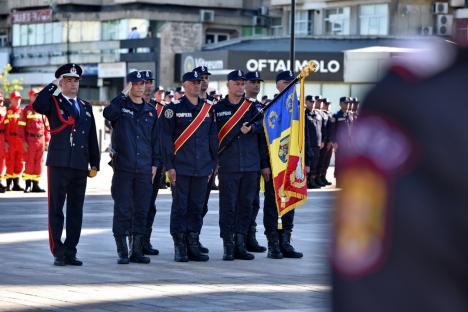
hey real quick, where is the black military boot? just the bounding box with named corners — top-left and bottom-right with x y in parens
top-left (187, 232), bottom-right (209, 261)
top-left (114, 235), bottom-right (129, 264)
top-left (320, 175), bottom-right (332, 186)
top-left (0, 182), bottom-right (5, 193)
top-left (24, 180), bottom-right (32, 193)
top-left (234, 234), bottom-right (255, 260)
top-left (222, 235), bottom-right (235, 261)
top-left (6, 178), bottom-right (13, 191)
top-left (11, 178), bottom-right (24, 191)
top-left (279, 230), bottom-right (303, 258)
top-left (172, 233), bottom-right (188, 262)
top-left (266, 232), bottom-right (283, 259)
top-left (246, 226), bottom-right (266, 253)
top-left (31, 181), bottom-right (46, 193)
top-left (142, 230), bottom-right (159, 255)
top-left (129, 234), bottom-right (150, 264)
top-left (198, 238), bottom-right (209, 254)
top-left (315, 176), bottom-right (326, 187)
top-left (308, 177), bottom-right (321, 189)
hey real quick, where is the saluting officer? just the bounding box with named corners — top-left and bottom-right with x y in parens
top-left (140, 70), bottom-right (161, 256)
top-left (0, 92), bottom-right (7, 193)
top-left (34, 63), bottom-right (100, 266)
top-left (317, 98), bottom-right (333, 186)
top-left (160, 71), bottom-right (217, 262)
top-left (4, 91), bottom-right (25, 191)
top-left (262, 70), bottom-right (303, 259)
top-left (104, 71), bottom-right (159, 265)
top-left (243, 70), bottom-right (267, 253)
top-left (19, 88), bottom-right (50, 193)
top-left (214, 70), bottom-right (264, 261)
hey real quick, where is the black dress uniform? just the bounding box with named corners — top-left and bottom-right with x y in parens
top-left (33, 63), bottom-right (100, 266)
top-left (332, 46), bottom-right (468, 312)
top-left (214, 69), bottom-right (265, 261)
top-left (263, 70), bottom-right (304, 259)
top-left (317, 98), bottom-right (333, 186)
top-left (160, 71), bottom-right (217, 262)
top-left (103, 71), bottom-right (159, 264)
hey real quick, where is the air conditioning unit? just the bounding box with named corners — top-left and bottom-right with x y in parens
top-left (200, 10), bottom-right (215, 23)
top-left (419, 26), bottom-right (433, 35)
top-left (433, 2), bottom-right (449, 14)
top-left (449, 0), bottom-right (465, 7)
top-left (436, 14), bottom-right (453, 35)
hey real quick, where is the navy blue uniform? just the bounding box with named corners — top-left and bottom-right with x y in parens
top-left (103, 95), bottom-right (159, 236)
top-left (215, 96), bottom-right (264, 239)
top-left (318, 109), bottom-right (333, 178)
top-left (306, 108), bottom-right (323, 176)
top-left (160, 96), bottom-right (217, 235)
top-left (33, 83), bottom-right (100, 258)
top-left (332, 109), bottom-right (352, 183)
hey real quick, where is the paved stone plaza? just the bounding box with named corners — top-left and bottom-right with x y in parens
top-left (0, 159), bottom-right (335, 312)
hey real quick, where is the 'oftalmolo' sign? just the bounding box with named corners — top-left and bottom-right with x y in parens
top-left (177, 50), bottom-right (344, 81)
top-left (11, 9), bottom-right (53, 24)
top-left (229, 51), bottom-right (344, 81)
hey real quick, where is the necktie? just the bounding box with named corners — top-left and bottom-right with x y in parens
top-left (69, 98), bottom-right (79, 117)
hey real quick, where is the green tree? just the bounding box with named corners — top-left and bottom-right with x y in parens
top-left (0, 64), bottom-right (23, 96)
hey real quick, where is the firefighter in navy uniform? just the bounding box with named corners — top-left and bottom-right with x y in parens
top-left (332, 45), bottom-right (468, 312)
top-left (214, 70), bottom-right (265, 261)
top-left (317, 97), bottom-right (333, 186)
top-left (262, 70), bottom-right (304, 259)
top-left (0, 92), bottom-right (7, 193)
top-left (194, 65), bottom-right (214, 254)
top-left (104, 70), bottom-right (159, 265)
top-left (305, 95), bottom-right (325, 189)
top-left (141, 70), bottom-right (162, 256)
top-left (244, 70), bottom-right (267, 253)
top-left (160, 71), bottom-right (217, 262)
top-left (33, 63), bottom-right (100, 266)
top-left (332, 97), bottom-right (352, 187)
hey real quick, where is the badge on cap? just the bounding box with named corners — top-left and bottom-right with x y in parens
top-left (137, 72), bottom-right (142, 78)
top-left (70, 66), bottom-right (77, 74)
top-left (255, 72), bottom-right (259, 78)
top-left (202, 66), bottom-right (206, 72)
top-left (238, 70), bottom-right (242, 77)
top-left (146, 71), bottom-right (150, 78)
top-left (194, 71), bottom-right (198, 78)
top-left (289, 71), bottom-right (293, 77)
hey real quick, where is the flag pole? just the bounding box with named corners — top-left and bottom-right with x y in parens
top-left (218, 61), bottom-right (317, 157)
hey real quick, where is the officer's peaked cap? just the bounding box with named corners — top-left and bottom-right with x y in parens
top-left (55, 63), bottom-right (83, 79)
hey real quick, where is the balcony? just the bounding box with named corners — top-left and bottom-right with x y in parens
top-left (119, 38), bottom-right (160, 63)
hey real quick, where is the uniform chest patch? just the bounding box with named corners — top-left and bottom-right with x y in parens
top-left (216, 111), bottom-right (232, 117)
top-left (176, 112), bottom-right (192, 118)
top-left (164, 109), bottom-right (174, 119)
top-left (122, 108), bottom-right (134, 116)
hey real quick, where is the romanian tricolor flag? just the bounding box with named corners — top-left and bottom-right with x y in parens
top-left (263, 78), bottom-right (308, 228)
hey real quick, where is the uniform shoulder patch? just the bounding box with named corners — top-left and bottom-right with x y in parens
top-left (164, 108), bottom-right (174, 119)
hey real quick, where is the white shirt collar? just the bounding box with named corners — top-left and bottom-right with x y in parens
top-left (62, 94), bottom-right (77, 103)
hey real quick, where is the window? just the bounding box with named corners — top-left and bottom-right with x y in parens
top-left (360, 4), bottom-right (389, 35)
top-left (67, 21), bottom-right (100, 42)
top-left (12, 22), bottom-right (64, 46)
top-left (205, 32), bottom-right (230, 44)
top-left (295, 10), bottom-right (312, 36)
top-left (324, 7), bottom-right (351, 35)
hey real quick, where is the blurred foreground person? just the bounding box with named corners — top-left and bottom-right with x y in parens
top-left (332, 43), bottom-right (468, 311)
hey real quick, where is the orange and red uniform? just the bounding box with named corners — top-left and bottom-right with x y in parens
top-left (0, 98), bottom-right (6, 183)
top-left (19, 100), bottom-right (50, 183)
top-left (4, 92), bottom-right (24, 180)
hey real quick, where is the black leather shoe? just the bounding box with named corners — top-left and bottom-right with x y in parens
top-left (199, 241), bottom-right (209, 254)
top-left (54, 256), bottom-right (66, 266)
top-left (65, 256), bottom-right (83, 266)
